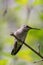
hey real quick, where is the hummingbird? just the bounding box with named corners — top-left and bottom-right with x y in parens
top-left (10, 25), bottom-right (40, 55)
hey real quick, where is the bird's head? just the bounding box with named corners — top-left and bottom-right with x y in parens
top-left (23, 25), bottom-right (40, 31)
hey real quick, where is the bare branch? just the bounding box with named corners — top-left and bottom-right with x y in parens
top-left (10, 33), bottom-right (43, 59)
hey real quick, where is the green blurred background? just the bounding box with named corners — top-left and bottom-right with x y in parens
top-left (0, 0), bottom-right (43, 65)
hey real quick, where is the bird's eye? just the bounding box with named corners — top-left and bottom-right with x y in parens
top-left (26, 25), bottom-right (29, 28)
top-left (23, 25), bottom-right (29, 28)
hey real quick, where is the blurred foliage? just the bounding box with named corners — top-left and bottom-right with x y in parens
top-left (33, 0), bottom-right (43, 6)
top-left (0, 0), bottom-right (43, 65)
top-left (17, 49), bottom-right (33, 61)
top-left (0, 59), bottom-right (8, 65)
top-left (15, 0), bottom-right (28, 5)
top-left (26, 30), bottom-right (43, 59)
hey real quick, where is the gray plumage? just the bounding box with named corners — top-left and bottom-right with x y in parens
top-left (11, 25), bottom-right (40, 55)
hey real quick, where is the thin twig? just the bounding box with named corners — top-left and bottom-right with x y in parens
top-left (10, 33), bottom-right (43, 59)
top-left (33, 59), bottom-right (43, 63)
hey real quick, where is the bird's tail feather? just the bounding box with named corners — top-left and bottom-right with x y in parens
top-left (11, 41), bottom-right (23, 55)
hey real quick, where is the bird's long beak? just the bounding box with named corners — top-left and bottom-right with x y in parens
top-left (31, 28), bottom-right (40, 30)
top-left (29, 26), bottom-right (40, 30)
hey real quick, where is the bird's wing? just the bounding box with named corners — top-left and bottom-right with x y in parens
top-left (11, 40), bottom-right (23, 55)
